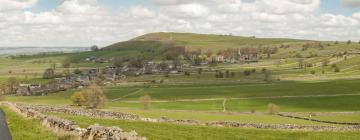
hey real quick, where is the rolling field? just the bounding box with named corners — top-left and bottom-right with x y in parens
top-left (2, 33), bottom-right (360, 139)
top-left (50, 113), bottom-right (360, 140)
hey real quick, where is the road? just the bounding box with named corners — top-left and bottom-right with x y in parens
top-left (0, 108), bottom-right (12, 140)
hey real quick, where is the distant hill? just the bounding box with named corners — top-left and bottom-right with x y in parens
top-left (103, 32), bottom-right (307, 52)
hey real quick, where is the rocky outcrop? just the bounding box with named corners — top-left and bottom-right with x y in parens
top-left (1, 102), bottom-right (146, 140)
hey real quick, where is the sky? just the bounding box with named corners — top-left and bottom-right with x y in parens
top-left (0, 0), bottom-right (359, 47)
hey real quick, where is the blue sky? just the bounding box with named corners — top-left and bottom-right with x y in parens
top-left (320, 0), bottom-right (359, 16)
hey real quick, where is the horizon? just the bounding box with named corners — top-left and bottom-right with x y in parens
top-left (0, 0), bottom-right (360, 47)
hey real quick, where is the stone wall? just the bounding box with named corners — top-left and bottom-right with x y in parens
top-left (9, 103), bottom-right (360, 132)
top-left (206, 121), bottom-right (360, 131)
top-left (1, 102), bottom-right (146, 140)
top-left (19, 104), bottom-right (140, 120)
top-left (278, 113), bottom-right (360, 125)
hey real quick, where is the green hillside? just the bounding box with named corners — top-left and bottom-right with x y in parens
top-left (107, 32), bottom-right (307, 51)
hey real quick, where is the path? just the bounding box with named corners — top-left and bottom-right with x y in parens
top-left (0, 108), bottom-right (12, 140)
top-left (118, 93), bottom-right (360, 103)
top-left (111, 88), bottom-right (144, 102)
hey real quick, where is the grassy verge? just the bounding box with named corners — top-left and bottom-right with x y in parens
top-left (0, 106), bottom-right (66, 140)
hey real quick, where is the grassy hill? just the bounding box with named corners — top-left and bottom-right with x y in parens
top-left (108, 32), bottom-right (307, 52)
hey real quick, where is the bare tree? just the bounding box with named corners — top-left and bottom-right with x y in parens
top-left (5, 77), bottom-right (19, 94)
top-left (43, 68), bottom-right (55, 79)
top-left (140, 94), bottom-right (152, 110)
top-left (268, 103), bottom-right (279, 115)
top-left (82, 84), bottom-right (107, 108)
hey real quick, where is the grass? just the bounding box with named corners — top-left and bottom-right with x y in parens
top-left (53, 113), bottom-right (360, 140)
top-left (105, 79), bottom-right (360, 100)
top-left (8, 79), bottom-right (360, 113)
top-left (109, 108), bottom-right (334, 125)
top-left (0, 106), bottom-right (66, 140)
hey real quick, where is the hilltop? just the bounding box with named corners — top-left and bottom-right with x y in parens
top-left (104, 32), bottom-right (307, 52)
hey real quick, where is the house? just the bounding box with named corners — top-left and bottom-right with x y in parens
top-left (238, 48), bottom-right (259, 63)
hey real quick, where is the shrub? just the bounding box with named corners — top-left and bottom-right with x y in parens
top-left (225, 70), bottom-right (230, 78)
top-left (347, 40), bottom-right (351, 44)
top-left (184, 71), bottom-right (191, 76)
top-left (230, 72), bottom-right (235, 78)
top-left (264, 69), bottom-right (272, 82)
top-left (250, 109), bottom-right (256, 114)
top-left (334, 67), bottom-right (340, 72)
top-left (71, 92), bottom-right (86, 106)
top-left (268, 103), bottom-right (279, 115)
top-left (140, 94), bottom-right (152, 110)
top-left (43, 68), bottom-right (55, 79)
top-left (243, 70), bottom-right (251, 76)
top-left (310, 70), bottom-right (316, 75)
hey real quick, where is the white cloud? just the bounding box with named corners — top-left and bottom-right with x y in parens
top-left (0, 0), bottom-right (359, 47)
top-left (0, 0), bottom-right (37, 11)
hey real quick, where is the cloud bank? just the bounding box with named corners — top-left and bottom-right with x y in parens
top-left (0, 0), bottom-right (359, 47)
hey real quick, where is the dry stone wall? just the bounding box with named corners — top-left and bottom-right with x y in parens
top-left (1, 102), bottom-right (146, 140)
top-left (278, 113), bottom-right (360, 125)
top-left (8, 103), bottom-right (360, 132)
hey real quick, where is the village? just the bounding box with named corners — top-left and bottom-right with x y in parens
top-left (13, 46), bottom-right (278, 96)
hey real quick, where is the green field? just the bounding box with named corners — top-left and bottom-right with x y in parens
top-left (0, 106), bottom-right (67, 140)
top-left (3, 32), bottom-right (360, 139)
top-left (50, 113), bottom-right (360, 140)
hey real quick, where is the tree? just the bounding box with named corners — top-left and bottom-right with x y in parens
top-left (140, 94), bottom-right (152, 110)
top-left (6, 77), bottom-right (19, 94)
top-left (268, 103), bottom-right (279, 115)
top-left (184, 71), bottom-right (191, 76)
top-left (298, 59), bottom-right (306, 69)
top-left (62, 61), bottom-right (71, 68)
top-left (91, 45), bottom-right (99, 51)
top-left (198, 68), bottom-right (203, 75)
top-left (71, 91), bottom-right (86, 106)
top-left (263, 69), bottom-right (272, 82)
top-left (347, 40), bottom-right (351, 44)
top-left (74, 68), bottom-right (82, 74)
top-left (322, 58), bottom-right (330, 67)
top-left (225, 70), bottom-right (230, 78)
top-left (51, 63), bottom-right (57, 70)
top-left (43, 68), bottom-right (55, 79)
top-left (334, 66), bottom-right (340, 72)
top-left (82, 84), bottom-right (107, 108)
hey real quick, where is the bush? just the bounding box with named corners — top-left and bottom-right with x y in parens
top-left (310, 70), bottom-right (316, 75)
top-left (231, 72), bottom-right (235, 78)
top-left (71, 92), bottom-right (86, 106)
top-left (43, 68), bottom-right (55, 79)
top-left (225, 70), bottom-right (230, 78)
top-left (264, 69), bottom-right (272, 82)
top-left (243, 70), bottom-right (251, 76)
top-left (268, 103), bottom-right (279, 115)
top-left (334, 67), bottom-right (340, 72)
